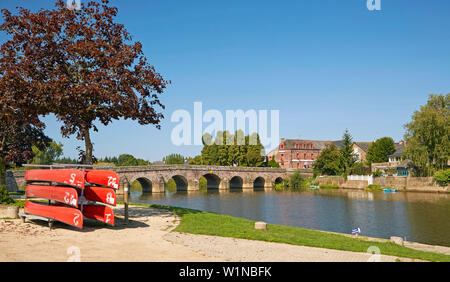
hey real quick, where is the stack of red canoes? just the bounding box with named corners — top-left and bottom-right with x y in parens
top-left (23, 169), bottom-right (119, 229)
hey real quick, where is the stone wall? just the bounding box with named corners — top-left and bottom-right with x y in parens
top-left (317, 176), bottom-right (345, 186)
top-left (385, 176), bottom-right (408, 190)
top-left (341, 180), bottom-right (368, 189)
top-left (318, 175), bottom-right (449, 193)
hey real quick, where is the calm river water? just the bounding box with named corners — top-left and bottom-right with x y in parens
top-left (130, 189), bottom-right (450, 247)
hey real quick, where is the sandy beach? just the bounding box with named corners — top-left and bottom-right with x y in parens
top-left (0, 205), bottom-right (437, 262)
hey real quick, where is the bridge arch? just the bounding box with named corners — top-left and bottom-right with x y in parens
top-left (274, 177), bottom-right (283, 185)
top-left (130, 177), bottom-right (153, 195)
top-left (170, 174), bottom-right (189, 192)
top-left (253, 177), bottom-right (265, 189)
top-left (230, 176), bottom-right (243, 190)
top-left (202, 173), bottom-right (221, 190)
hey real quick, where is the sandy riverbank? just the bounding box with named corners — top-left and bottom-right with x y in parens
top-left (0, 205), bottom-right (444, 262)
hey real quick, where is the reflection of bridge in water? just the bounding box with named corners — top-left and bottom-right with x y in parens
top-left (113, 165), bottom-right (312, 195)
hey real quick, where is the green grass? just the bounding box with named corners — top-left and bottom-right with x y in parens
top-left (132, 203), bottom-right (450, 262)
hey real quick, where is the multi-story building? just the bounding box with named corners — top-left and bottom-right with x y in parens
top-left (267, 138), bottom-right (340, 169)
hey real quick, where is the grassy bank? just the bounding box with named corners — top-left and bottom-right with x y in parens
top-left (129, 203), bottom-right (449, 262)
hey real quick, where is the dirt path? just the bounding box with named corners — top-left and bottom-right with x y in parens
top-left (0, 205), bottom-right (428, 262)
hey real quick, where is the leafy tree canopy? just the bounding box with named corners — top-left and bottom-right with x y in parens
top-left (366, 137), bottom-right (396, 164)
top-left (404, 94), bottom-right (449, 176)
top-left (0, 0), bottom-right (169, 164)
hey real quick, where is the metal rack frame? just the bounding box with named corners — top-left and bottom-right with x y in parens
top-left (20, 163), bottom-right (114, 229)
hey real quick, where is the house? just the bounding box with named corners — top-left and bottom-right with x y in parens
top-left (267, 138), bottom-right (341, 169)
top-left (372, 140), bottom-right (411, 176)
top-left (389, 140), bottom-right (406, 163)
top-left (352, 142), bottom-right (372, 162)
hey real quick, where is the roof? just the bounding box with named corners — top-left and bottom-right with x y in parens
top-left (280, 139), bottom-right (334, 150)
top-left (266, 147), bottom-right (279, 157)
top-left (389, 148), bottom-right (403, 157)
top-left (353, 142), bottom-right (372, 153)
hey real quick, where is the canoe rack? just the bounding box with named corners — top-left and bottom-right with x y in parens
top-left (23, 164), bottom-right (113, 169)
top-left (19, 211), bottom-right (56, 229)
top-left (20, 163), bottom-right (117, 229)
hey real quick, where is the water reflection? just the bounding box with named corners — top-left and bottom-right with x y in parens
top-left (128, 189), bottom-right (450, 247)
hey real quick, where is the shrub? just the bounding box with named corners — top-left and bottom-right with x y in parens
top-left (367, 184), bottom-right (383, 191)
top-left (199, 176), bottom-right (207, 191)
top-left (434, 169), bottom-right (450, 186)
top-left (0, 185), bottom-right (15, 205)
top-left (289, 171), bottom-right (304, 191)
top-left (373, 169), bottom-right (383, 177)
top-left (267, 159), bottom-right (280, 168)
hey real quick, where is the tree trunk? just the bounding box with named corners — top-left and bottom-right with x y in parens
top-left (83, 129), bottom-right (93, 165)
top-left (0, 157), bottom-right (6, 186)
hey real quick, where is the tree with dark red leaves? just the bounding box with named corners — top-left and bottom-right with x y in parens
top-left (0, 0), bottom-right (169, 164)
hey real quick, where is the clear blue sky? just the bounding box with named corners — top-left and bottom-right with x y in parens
top-left (1, 0), bottom-right (449, 161)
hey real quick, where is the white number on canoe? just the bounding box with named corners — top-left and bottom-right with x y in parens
top-left (105, 213), bottom-right (111, 223)
top-left (64, 192), bottom-right (77, 206)
top-left (69, 173), bottom-right (76, 185)
top-left (106, 192), bottom-right (115, 205)
top-left (107, 176), bottom-right (118, 188)
top-left (73, 213), bottom-right (80, 226)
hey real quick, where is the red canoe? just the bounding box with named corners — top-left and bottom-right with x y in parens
top-left (24, 201), bottom-right (83, 229)
top-left (83, 186), bottom-right (116, 206)
top-left (82, 204), bottom-right (115, 226)
top-left (25, 169), bottom-right (85, 189)
top-left (85, 170), bottom-right (119, 189)
top-left (26, 185), bottom-right (79, 207)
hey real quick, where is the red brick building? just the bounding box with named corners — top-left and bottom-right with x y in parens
top-left (267, 139), bottom-right (341, 169)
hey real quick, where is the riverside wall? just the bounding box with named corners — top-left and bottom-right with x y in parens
top-left (317, 176), bottom-right (449, 193)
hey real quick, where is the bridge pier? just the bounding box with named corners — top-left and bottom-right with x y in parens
top-left (188, 179), bottom-right (200, 191)
top-left (219, 178), bottom-right (229, 190)
top-left (242, 178), bottom-right (253, 190)
top-left (152, 178), bottom-right (165, 193)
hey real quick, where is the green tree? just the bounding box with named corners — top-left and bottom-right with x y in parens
top-left (313, 143), bottom-right (344, 176)
top-left (366, 137), bottom-right (396, 164)
top-left (187, 155), bottom-right (203, 165)
top-left (198, 131), bottom-right (264, 167)
top-left (267, 159), bottom-right (280, 168)
top-left (163, 153), bottom-right (186, 165)
top-left (340, 129), bottom-right (356, 173)
top-left (404, 94), bottom-right (450, 176)
top-left (116, 154), bottom-right (138, 166)
top-left (244, 133), bottom-right (265, 167)
top-left (32, 142), bottom-right (64, 165)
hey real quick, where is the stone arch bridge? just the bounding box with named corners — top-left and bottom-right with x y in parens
top-left (6, 165), bottom-right (312, 194)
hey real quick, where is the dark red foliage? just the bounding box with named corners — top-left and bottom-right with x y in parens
top-left (0, 0), bottom-right (169, 164)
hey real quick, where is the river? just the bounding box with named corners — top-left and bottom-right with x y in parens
top-left (129, 189), bottom-right (450, 247)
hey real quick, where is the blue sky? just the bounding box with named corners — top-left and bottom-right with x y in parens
top-left (1, 0), bottom-right (449, 161)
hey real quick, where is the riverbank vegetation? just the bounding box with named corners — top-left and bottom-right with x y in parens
top-left (404, 94), bottom-right (449, 177)
top-left (135, 203), bottom-right (450, 262)
top-left (273, 171), bottom-right (318, 191)
top-left (433, 169), bottom-right (450, 186)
